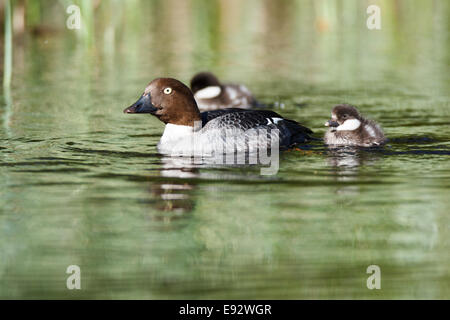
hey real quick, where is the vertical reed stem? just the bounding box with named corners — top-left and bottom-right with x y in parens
top-left (3, 0), bottom-right (13, 90)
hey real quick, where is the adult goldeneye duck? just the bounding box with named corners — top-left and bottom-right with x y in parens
top-left (324, 104), bottom-right (386, 147)
top-left (124, 78), bottom-right (313, 156)
top-left (190, 72), bottom-right (261, 110)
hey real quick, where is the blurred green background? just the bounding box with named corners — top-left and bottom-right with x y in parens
top-left (0, 0), bottom-right (449, 299)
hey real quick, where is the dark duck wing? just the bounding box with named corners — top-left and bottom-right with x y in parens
top-left (201, 109), bottom-right (314, 147)
top-left (200, 108), bottom-right (245, 124)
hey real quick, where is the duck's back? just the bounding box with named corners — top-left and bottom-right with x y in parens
top-left (201, 109), bottom-right (313, 148)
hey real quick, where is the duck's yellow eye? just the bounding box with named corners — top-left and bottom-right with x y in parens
top-left (163, 87), bottom-right (172, 95)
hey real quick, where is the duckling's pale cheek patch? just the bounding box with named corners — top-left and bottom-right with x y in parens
top-left (336, 119), bottom-right (361, 131)
top-left (194, 86), bottom-right (221, 99)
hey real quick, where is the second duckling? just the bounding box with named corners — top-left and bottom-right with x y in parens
top-left (190, 72), bottom-right (260, 110)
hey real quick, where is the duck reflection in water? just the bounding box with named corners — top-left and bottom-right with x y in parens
top-left (148, 154), bottom-right (278, 215)
top-left (148, 157), bottom-right (200, 215)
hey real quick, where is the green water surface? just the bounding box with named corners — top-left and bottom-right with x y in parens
top-left (0, 0), bottom-right (449, 299)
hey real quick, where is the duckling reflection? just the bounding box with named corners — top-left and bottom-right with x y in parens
top-left (327, 147), bottom-right (363, 169)
top-left (325, 147), bottom-right (365, 198)
top-left (326, 146), bottom-right (382, 179)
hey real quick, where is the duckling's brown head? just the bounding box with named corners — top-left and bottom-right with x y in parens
top-left (325, 104), bottom-right (362, 131)
top-left (190, 72), bottom-right (221, 95)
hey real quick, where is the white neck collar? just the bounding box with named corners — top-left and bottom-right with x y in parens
top-left (160, 123), bottom-right (194, 144)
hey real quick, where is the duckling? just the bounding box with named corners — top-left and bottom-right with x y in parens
top-left (190, 72), bottom-right (260, 110)
top-left (324, 104), bottom-right (386, 147)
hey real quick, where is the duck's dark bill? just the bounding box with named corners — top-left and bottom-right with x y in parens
top-left (124, 94), bottom-right (157, 114)
top-left (325, 120), bottom-right (339, 127)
